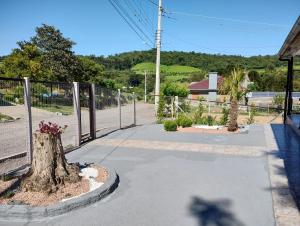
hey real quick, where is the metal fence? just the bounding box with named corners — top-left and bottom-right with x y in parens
top-left (0, 77), bottom-right (138, 175)
top-left (155, 95), bottom-right (284, 125)
top-left (0, 78), bottom-right (29, 175)
top-left (250, 91), bottom-right (300, 98)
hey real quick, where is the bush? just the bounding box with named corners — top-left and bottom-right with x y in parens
top-left (157, 95), bottom-right (166, 121)
top-left (247, 106), bottom-right (256, 125)
top-left (179, 100), bottom-right (191, 113)
top-left (193, 102), bottom-right (205, 124)
top-left (219, 107), bottom-right (229, 125)
top-left (206, 115), bottom-right (216, 126)
top-left (273, 94), bottom-right (284, 108)
top-left (164, 120), bottom-right (177, 131)
top-left (162, 83), bottom-right (189, 97)
top-left (176, 114), bottom-right (193, 128)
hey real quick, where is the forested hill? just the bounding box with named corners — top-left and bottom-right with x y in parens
top-left (87, 50), bottom-right (285, 73)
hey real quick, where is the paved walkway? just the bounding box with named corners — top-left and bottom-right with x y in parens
top-left (0, 124), bottom-right (278, 226)
top-left (0, 103), bottom-right (155, 175)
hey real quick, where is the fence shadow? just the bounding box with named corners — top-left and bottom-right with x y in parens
top-left (189, 196), bottom-right (244, 226)
top-left (270, 123), bottom-right (300, 209)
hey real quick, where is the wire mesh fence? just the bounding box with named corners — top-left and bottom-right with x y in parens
top-left (30, 81), bottom-right (76, 151)
top-left (120, 92), bottom-right (135, 128)
top-left (95, 86), bottom-right (119, 137)
top-left (0, 77), bottom-right (152, 175)
top-left (0, 78), bottom-right (29, 174)
top-left (156, 95), bottom-right (284, 125)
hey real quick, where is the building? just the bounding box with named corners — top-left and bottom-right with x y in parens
top-left (188, 72), bottom-right (224, 100)
top-left (278, 16), bottom-right (300, 128)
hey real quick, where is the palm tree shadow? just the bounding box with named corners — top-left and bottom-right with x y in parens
top-left (189, 196), bottom-right (245, 226)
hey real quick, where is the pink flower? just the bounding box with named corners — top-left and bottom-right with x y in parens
top-left (37, 121), bottom-right (67, 135)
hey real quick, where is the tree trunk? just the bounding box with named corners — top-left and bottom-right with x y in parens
top-left (228, 100), bottom-right (238, 132)
top-left (22, 132), bottom-right (80, 194)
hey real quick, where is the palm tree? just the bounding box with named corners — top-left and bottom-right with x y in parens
top-left (222, 68), bottom-right (246, 131)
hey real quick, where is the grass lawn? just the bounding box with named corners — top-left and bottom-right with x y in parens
top-left (35, 104), bottom-right (73, 115)
top-left (0, 112), bottom-right (14, 121)
top-left (132, 62), bottom-right (202, 75)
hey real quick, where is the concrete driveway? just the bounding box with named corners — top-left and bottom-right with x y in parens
top-left (0, 125), bottom-right (275, 226)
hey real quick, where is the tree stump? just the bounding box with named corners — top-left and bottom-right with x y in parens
top-left (22, 132), bottom-right (80, 194)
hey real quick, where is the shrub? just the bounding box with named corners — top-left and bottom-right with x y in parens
top-left (157, 95), bottom-right (166, 121)
top-left (273, 94), bottom-right (284, 108)
top-left (162, 83), bottom-right (189, 97)
top-left (164, 120), bottom-right (177, 131)
top-left (247, 106), bottom-right (256, 125)
top-left (176, 114), bottom-right (193, 128)
top-left (206, 115), bottom-right (216, 126)
top-left (179, 99), bottom-right (191, 113)
top-left (219, 107), bottom-right (229, 125)
top-left (193, 102), bottom-right (205, 124)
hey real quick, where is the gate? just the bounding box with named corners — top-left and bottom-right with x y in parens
top-left (79, 83), bottom-right (95, 144)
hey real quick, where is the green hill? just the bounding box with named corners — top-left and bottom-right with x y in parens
top-left (132, 62), bottom-right (202, 75)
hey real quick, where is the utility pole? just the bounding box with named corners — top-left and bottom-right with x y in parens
top-left (154, 0), bottom-right (163, 113)
top-left (144, 70), bottom-right (147, 103)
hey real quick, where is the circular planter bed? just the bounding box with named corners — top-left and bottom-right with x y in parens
top-left (0, 164), bottom-right (119, 219)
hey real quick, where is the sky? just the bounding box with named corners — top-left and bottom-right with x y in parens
top-left (0, 0), bottom-right (299, 57)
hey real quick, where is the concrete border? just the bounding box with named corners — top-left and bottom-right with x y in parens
top-left (0, 166), bottom-right (119, 220)
top-left (264, 125), bottom-right (300, 226)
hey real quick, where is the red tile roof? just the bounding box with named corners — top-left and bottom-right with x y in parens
top-left (189, 76), bottom-right (224, 90)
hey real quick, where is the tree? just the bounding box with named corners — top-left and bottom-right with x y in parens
top-left (31, 24), bottom-right (82, 81)
top-left (162, 83), bottom-right (189, 97)
top-left (221, 68), bottom-right (246, 131)
top-left (79, 56), bottom-right (105, 82)
top-left (0, 43), bottom-right (47, 79)
top-left (248, 70), bottom-right (259, 82)
top-left (128, 72), bottom-right (142, 87)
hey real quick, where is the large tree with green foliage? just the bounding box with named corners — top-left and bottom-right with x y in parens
top-left (0, 43), bottom-right (47, 79)
top-left (31, 24), bottom-right (82, 81)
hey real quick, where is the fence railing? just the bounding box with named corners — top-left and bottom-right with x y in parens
top-left (151, 94), bottom-right (284, 125)
top-left (0, 77), bottom-right (137, 175)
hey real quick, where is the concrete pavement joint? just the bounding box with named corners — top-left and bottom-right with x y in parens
top-left (95, 138), bottom-right (267, 157)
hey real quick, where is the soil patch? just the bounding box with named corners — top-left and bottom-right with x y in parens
top-left (0, 166), bottom-right (107, 206)
top-left (177, 126), bottom-right (241, 134)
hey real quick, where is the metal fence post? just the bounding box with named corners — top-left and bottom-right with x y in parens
top-left (118, 89), bottom-right (121, 129)
top-left (24, 77), bottom-right (33, 164)
top-left (133, 92), bottom-right (136, 125)
top-left (175, 96), bottom-right (178, 117)
top-left (73, 82), bottom-right (81, 146)
top-left (89, 84), bottom-right (96, 140)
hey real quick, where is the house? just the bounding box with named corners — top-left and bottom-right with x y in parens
top-left (278, 16), bottom-right (300, 126)
top-left (188, 72), bottom-right (224, 100)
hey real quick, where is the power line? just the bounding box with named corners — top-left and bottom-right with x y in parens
top-left (108, 0), bottom-right (153, 47)
top-left (143, 0), bottom-right (158, 7)
top-left (168, 11), bottom-right (290, 28)
top-left (109, 0), bottom-right (154, 47)
top-left (130, 0), bottom-right (155, 34)
top-left (114, 0), bottom-right (154, 44)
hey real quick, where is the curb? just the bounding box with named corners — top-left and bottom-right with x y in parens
top-left (0, 166), bottom-right (119, 220)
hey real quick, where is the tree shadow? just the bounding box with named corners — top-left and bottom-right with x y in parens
top-left (189, 196), bottom-right (245, 226)
top-left (270, 123), bottom-right (300, 209)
